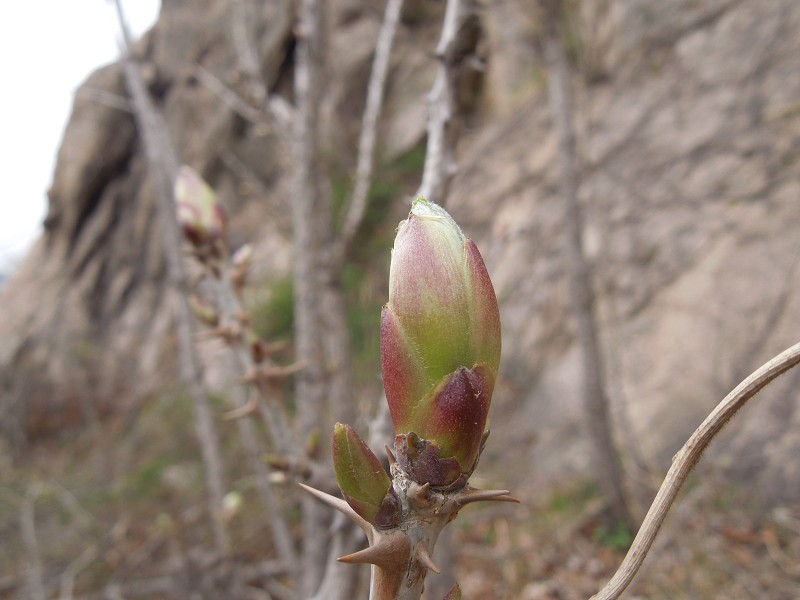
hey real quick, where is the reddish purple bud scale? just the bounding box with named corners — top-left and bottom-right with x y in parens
top-left (464, 240), bottom-right (501, 369)
top-left (422, 365), bottom-right (493, 470)
top-left (381, 306), bottom-right (429, 432)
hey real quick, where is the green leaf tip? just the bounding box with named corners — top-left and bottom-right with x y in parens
top-left (332, 423), bottom-right (400, 528)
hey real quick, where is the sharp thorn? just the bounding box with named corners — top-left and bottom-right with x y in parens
top-left (337, 550), bottom-right (370, 565)
top-left (413, 482), bottom-right (430, 502)
top-left (415, 540), bottom-right (441, 574)
top-left (385, 444), bottom-right (396, 467)
top-left (457, 488), bottom-right (519, 506)
top-left (297, 483), bottom-right (373, 536)
top-left (222, 396), bottom-right (258, 420)
top-left (339, 532), bottom-right (411, 568)
top-left (338, 544), bottom-right (389, 566)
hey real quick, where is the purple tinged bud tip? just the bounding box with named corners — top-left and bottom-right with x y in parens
top-left (174, 165), bottom-right (227, 248)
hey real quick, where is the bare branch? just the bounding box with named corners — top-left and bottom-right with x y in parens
top-left (20, 487), bottom-right (46, 600)
top-left (59, 542), bottom-right (101, 600)
top-left (590, 340), bottom-right (800, 600)
top-left (541, 0), bottom-right (632, 528)
top-left (232, 0), bottom-right (268, 108)
top-left (112, 0), bottom-right (230, 553)
top-left (192, 63), bottom-right (269, 125)
top-left (292, 0), bottom-right (344, 593)
top-left (339, 0), bottom-right (405, 252)
top-left (74, 86), bottom-right (132, 112)
top-left (416, 0), bottom-right (480, 204)
top-left (230, 0), bottom-right (294, 130)
top-left (199, 269), bottom-right (299, 573)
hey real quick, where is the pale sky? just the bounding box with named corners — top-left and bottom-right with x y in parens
top-left (0, 1), bottom-right (160, 273)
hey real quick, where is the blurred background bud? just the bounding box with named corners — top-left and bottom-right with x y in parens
top-left (174, 165), bottom-right (227, 248)
top-left (188, 294), bottom-right (219, 327)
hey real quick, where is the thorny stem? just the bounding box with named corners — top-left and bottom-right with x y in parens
top-left (302, 445), bottom-right (517, 600)
top-left (591, 340), bottom-right (800, 600)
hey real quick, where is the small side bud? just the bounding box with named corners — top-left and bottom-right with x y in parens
top-left (246, 330), bottom-right (267, 364)
top-left (231, 243), bottom-right (254, 289)
top-left (306, 429), bottom-right (321, 459)
top-left (232, 243), bottom-right (254, 270)
top-left (188, 294), bottom-right (219, 327)
top-left (442, 583), bottom-right (462, 600)
top-left (221, 491), bottom-right (243, 522)
top-left (174, 165), bottom-right (227, 249)
top-left (333, 423), bottom-right (400, 528)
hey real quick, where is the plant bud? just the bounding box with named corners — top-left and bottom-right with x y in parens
top-left (232, 243), bottom-right (254, 270)
top-left (221, 491), bottom-right (243, 522)
top-left (188, 294), bottom-right (219, 327)
top-left (382, 198), bottom-right (500, 485)
top-left (332, 423), bottom-right (399, 528)
top-left (174, 165), bottom-right (227, 248)
top-left (230, 243), bottom-right (254, 289)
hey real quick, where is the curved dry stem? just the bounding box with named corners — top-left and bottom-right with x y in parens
top-left (591, 340), bottom-right (800, 600)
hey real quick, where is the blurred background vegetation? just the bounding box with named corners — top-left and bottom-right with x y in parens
top-left (1, 0), bottom-right (799, 598)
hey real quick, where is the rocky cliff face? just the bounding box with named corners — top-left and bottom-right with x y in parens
top-left (457, 0), bottom-right (800, 503)
top-left (2, 0), bottom-right (799, 502)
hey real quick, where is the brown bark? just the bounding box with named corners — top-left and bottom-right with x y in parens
top-left (540, 0), bottom-right (632, 529)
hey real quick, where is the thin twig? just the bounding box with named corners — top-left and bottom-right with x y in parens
top-left (219, 150), bottom-right (273, 205)
top-left (590, 340), bottom-right (800, 600)
top-left (232, 0), bottom-right (268, 108)
top-left (75, 87), bottom-right (133, 113)
top-left (192, 63), bottom-right (269, 125)
top-left (20, 487), bottom-right (46, 600)
top-left (339, 0), bottom-right (405, 253)
top-left (230, 0), bottom-right (294, 129)
top-left (292, 0), bottom-right (343, 593)
top-left (416, 0), bottom-right (479, 204)
top-left (541, 0), bottom-right (631, 528)
top-left (59, 542), bottom-right (101, 599)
